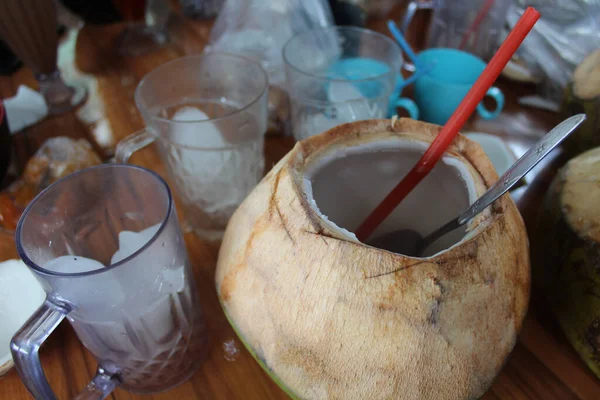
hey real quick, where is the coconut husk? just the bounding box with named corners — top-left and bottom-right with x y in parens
top-left (573, 49), bottom-right (600, 101)
top-left (560, 49), bottom-right (600, 157)
top-left (216, 118), bottom-right (530, 400)
top-left (534, 146), bottom-right (600, 379)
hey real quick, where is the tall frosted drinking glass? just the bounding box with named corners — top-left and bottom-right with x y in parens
top-left (116, 53), bottom-right (269, 240)
top-left (11, 164), bottom-right (208, 399)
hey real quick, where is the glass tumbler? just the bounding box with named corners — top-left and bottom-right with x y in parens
top-left (11, 164), bottom-right (208, 399)
top-left (283, 26), bottom-right (406, 141)
top-left (401, 0), bottom-right (514, 62)
top-left (116, 53), bottom-right (268, 240)
top-left (112, 0), bottom-right (171, 56)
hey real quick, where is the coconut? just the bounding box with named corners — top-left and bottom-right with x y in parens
top-left (0, 259), bottom-right (46, 377)
top-left (216, 118), bottom-right (530, 400)
top-left (559, 49), bottom-right (600, 157)
top-left (534, 146), bottom-right (600, 379)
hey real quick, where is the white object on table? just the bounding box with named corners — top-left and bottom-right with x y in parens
top-left (3, 85), bottom-right (48, 133)
top-left (0, 259), bottom-right (46, 376)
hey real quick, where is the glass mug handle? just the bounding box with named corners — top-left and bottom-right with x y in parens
top-left (115, 129), bottom-right (156, 163)
top-left (11, 299), bottom-right (120, 400)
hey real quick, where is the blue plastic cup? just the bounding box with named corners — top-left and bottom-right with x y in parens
top-left (413, 48), bottom-right (504, 125)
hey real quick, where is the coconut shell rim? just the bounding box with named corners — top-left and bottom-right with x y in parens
top-left (285, 118), bottom-right (510, 258)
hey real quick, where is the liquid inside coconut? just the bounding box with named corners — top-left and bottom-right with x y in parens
top-left (304, 139), bottom-right (479, 257)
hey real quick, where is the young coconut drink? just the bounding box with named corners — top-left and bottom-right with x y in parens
top-left (216, 118), bottom-right (530, 400)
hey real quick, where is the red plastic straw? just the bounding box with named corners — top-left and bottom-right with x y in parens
top-left (355, 7), bottom-right (541, 242)
top-left (459, 0), bottom-right (495, 50)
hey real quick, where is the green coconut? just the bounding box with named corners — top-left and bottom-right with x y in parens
top-left (560, 49), bottom-right (600, 157)
top-left (534, 146), bottom-right (600, 378)
top-left (216, 118), bottom-right (530, 400)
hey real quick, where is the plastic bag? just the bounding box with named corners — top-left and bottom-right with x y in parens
top-left (205, 0), bottom-right (334, 87)
top-left (506, 0), bottom-right (600, 102)
top-left (205, 0), bottom-right (334, 135)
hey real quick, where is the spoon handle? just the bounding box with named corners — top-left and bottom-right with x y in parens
top-left (416, 114), bottom-right (586, 256)
top-left (457, 113), bottom-right (586, 225)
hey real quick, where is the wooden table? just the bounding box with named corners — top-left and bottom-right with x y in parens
top-left (1, 5), bottom-right (600, 400)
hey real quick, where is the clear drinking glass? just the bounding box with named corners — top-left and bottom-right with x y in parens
top-left (11, 164), bottom-right (208, 399)
top-left (116, 53), bottom-right (269, 241)
top-left (401, 0), bottom-right (514, 62)
top-left (0, 0), bottom-right (87, 115)
top-left (283, 26), bottom-right (408, 141)
top-left (113, 0), bottom-right (171, 56)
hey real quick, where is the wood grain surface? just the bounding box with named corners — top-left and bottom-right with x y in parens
top-left (1, 3), bottom-right (600, 399)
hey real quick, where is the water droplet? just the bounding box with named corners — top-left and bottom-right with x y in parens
top-left (223, 339), bottom-right (240, 362)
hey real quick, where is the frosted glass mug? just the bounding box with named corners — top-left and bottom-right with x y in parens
top-left (11, 164), bottom-right (208, 399)
top-left (116, 53), bottom-right (268, 241)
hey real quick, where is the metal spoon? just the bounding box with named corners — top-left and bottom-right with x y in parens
top-left (367, 114), bottom-right (587, 257)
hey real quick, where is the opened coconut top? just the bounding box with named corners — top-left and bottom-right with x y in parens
top-left (560, 146), bottom-right (600, 242)
top-left (288, 119), bottom-right (501, 257)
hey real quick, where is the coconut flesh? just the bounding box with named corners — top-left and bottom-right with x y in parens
top-left (304, 137), bottom-right (480, 256)
top-left (216, 119), bottom-right (530, 400)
